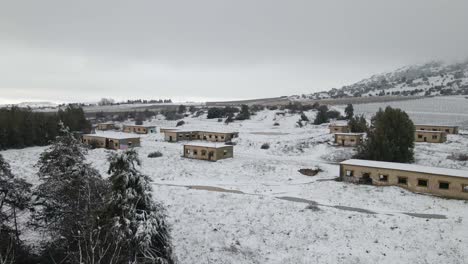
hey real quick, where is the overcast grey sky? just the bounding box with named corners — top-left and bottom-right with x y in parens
top-left (1, 0), bottom-right (468, 104)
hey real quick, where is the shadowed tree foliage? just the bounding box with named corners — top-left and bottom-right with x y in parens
top-left (313, 105), bottom-right (329, 125)
top-left (344, 104), bottom-right (354, 120)
top-left (348, 114), bottom-right (368, 133)
top-left (356, 107), bottom-right (415, 163)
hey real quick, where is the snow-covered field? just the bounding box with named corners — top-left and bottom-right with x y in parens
top-left (2, 109), bottom-right (468, 264)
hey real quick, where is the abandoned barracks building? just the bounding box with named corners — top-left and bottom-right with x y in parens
top-left (340, 159), bottom-right (468, 199)
top-left (415, 130), bottom-right (447, 143)
top-left (415, 124), bottom-right (459, 134)
top-left (96, 122), bottom-right (116, 131)
top-left (164, 129), bottom-right (239, 143)
top-left (329, 124), bottom-right (350, 133)
top-left (334, 133), bottom-right (364, 147)
top-left (123, 124), bottom-right (156, 134)
top-left (82, 132), bottom-right (141, 150)
top-left (183, 143), bottom-right (233, 161)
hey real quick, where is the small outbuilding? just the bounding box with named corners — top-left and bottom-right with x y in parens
top-left (415, 130), bottom-right (447, 143)
top-left (340, 159), bottom-right (468, 199)
top-left (123, 125), bottom-right (157, 134)
top-left (82, 132), bottom-right (140, 150)
top-left (183, 143), bottom-right (233, 161)
top-left (329, 124), bottom-right (350, 134)
top-left (415, 124), bottom-right (459, 134)
top-left (334, 133), bottom-right (364, 147)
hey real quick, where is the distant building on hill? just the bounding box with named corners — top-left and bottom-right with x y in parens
top-left (340, 159), bottom-right (468, 199)
top-left (329, 124), bottom-right (349, 133)
top-left (415, 124), bottom-right (459, 134)
top-left (163, 129), bottom-right (239, 143)
top-left (415, 130), bottom-right (447, 143)
top-left (123, 125), bottom-right (156, 134)
top-left (82, 133), bottom-right (140, 150)
top-left (96, 122), bottom-right (116, 131)
top-left (334, 133), bottom-right (364, 147)
top-left (183, 143), bottom-right (233, 161)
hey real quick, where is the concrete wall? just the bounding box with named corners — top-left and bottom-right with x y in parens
top-left (415, 125), bottom-right (459, 134)
top-left (340, 164), bottom-right (468, 199)
top-left (97, 124), bottom-right (115, 130)
top-left (334, 134), bottom-right (363, 146)
top-left (123, 126), bottom-right (156, 134)
top-left (183, 145), bottom-right (233, 161)
top-left (329, 125), bottom-right (350, 133)
top-left (415, 131), bottom-right (447, 143)
top-left (164, 131), bottom-right (238, 142)
top-left (82, 135), bottom-right (140, 150)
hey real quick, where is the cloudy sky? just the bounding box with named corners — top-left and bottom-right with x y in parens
top-left (1, 0), bottom-right (468, 104)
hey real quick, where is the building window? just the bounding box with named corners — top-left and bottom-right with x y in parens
top-left (462, 185), bottom-right (468, 193)
top-left (221, 136), bottom-right (225, 139)
top-left (186, 149), bottom-right (191, 154)
top-left (350, 139), bottom-right (355, 142)
top-left (201, 150), bottom-right (206, 156)
top-left (397, 177), bottom-right (407, 185)
top-left (417, 179), bottom-right (428, 187)
top-left (215, 135), bottom-right (218, 139)
top-left (439, 182), bottom-right (450, 190)
top-left (379, 174), bottom-right (388, 182)
top-left (345, 170), bottom-right (353, 177)
top-left (418, 134), bottom-right (423, 139)
top-left (445, 129), bottom-right (450, 133)
top-left (193, 150), bottom-right (198, 155)
top-left (223, 150), bottom-right (227, 156)
top-left (432, 135), bottom-right (438, 139)
top-left (209, 135), bottom-right (212, 138)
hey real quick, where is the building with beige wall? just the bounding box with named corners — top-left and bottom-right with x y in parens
top-left (123, 125), bottom-right (156, 134)
top-left (334, 133), bottom-right (364, 147)
top-left (164, 130), bottom-right (239, 143)
top-left (97, 122), bottom-right (116, 131)
top-left (160, 128), bottom-right (178, 133)
top-left (183, 143), bottom-right (233, 161)
top-left (82, 132), bottom-right (140, 150)
top-left (340, 159), bottom-right (468, 199)
top-left (415, 130), bottom-right (447, 143)
top-left (415, 124), bottom-right (459, 134)
top-left (329, 124), bottom-right (350, 133)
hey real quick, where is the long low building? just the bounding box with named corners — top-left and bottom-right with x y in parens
top-left (415, 130), bottom-right (447, 143)
top-left (329, 124), bottom-right (350, 134)
top-left (164, 129), bottom-right (239, 142)
top-left (183, 143), bottom-right (233, 161)
top-left (82, 132), bottom-right (141, 150)
top-left (334, 133), bottom-right (364, 147)
top-left (415, 124), bottom-right (459, 134)
top-left (123, 125), bottom-right (157, 134)
top-left (340, 159), bottom-right (468, 199)
top-left (96, 122), bottom-right (116, 131)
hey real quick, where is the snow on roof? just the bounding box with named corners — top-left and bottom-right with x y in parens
top-left (123, 124), bottom-right (156, 128)
top-left (334, 133), bottom-right (365, 136)
top-left (169, 129), bottom-right (238, 134)
top-left (415, 124), bottom-right (458, 128)
top-left (415, 130), bottom-right (445, 133)
top-left (183, 142), bottom-right (232, 148)
top-left (97, 122), bottom-right (115, 125)
top-left (83, 131), bottom-right (140, 140)
top-left (340, 159), bottom-right (468, 179)
top-left (329, 124), bottom-right (348, 127)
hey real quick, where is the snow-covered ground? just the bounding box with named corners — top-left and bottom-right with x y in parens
top-left (2, 109), bottom-right (468, 263)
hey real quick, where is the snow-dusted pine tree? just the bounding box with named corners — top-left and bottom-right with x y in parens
top-left (34, 125), bottom-right (108, 261)
top-left (105, 150), bottom-right (174, 264)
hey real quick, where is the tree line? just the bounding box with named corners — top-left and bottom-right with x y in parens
top-left (0, 128), bottom-right (174, 263)
top-left (0, 105), bottom-right (91, 150)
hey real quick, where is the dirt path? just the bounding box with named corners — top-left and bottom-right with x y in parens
top-left (153, 183), bottom-right (448, 220)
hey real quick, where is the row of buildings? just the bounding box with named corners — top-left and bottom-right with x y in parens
top-left (329, 124), bottom-right (459, 146)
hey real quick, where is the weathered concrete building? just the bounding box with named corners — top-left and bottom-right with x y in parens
top-left (82, 132), bottom-right (140, 150)
top-left (96, 122), bottom-right (116, 131)
top-left (334, 133), bottom-right (364, 147)
top-left (123, 125), bottom-right (156, 134)
top-left (164, 130), bottom-right (239, 142)
top-left (340, 159), bottom-right (468, 199)
top-left (415, 130), bottom-right (447, 143)
top-left (183, 143), bottom-right (234, 161)
top-left (160, 128), bottom-right (178, 133)
top-left (415, 124), bottom-right (459, 134)
top-left (329, 124), bottom-right (350, 134)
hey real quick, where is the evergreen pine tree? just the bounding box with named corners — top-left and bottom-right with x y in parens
top-left (313, 105), bottom-right (329, 125)
top-left (348, 114), bottom-right (368, 133)
top-left (105, 150), bottom-right (174, 264)
top-left (344, 104), bottom-right (354, 120)
top-left (236, 104), bottom-right (251, 120)
top-left (356, 107), bottom-right (415, 163)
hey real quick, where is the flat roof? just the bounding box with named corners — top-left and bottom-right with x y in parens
top-left (334, 133), bottom-right (365, 136)
top-left (123, 124), bottom-right (156, 128)
top-left (168, 129), bottom-right (238, 134)
top-left (415, 124), bottom-right (458, 128)
top-left (329, 124), bottom-right (348, 127)
top-left (340, 159), bottom-right (468, 179)
top-left (184, 142), bottom-right (232, 148)
top-left (83, 131), bottom-right (140, 140)
top-left (415, 130), bottom-right (445, 133)
top-left (97, 122), bottom-right (115, 125)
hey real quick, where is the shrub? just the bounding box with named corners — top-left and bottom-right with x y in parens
top-left (260, 143), bottom-right (270, 149)
top-left (348, 115), bottom-right (368, 133)
top-left (314, 105), bottom-right (329, 125)
top-left (296, 120), bottom-right (303, 128)
top-left (225, 115), bottom-right (234, 124)
top-left (148, 151), bottom-right (163, 158)
top-left (326, 110), bottom-right (341, 119)
top-left (273, 122), bottom-right (280, 126)
top-left (448, 153), bottom-right (468, 161)
top-left (176, 120), bottom-right (185, 127)
top-left (236, 104), bottom-right (251, 120)
top-left (162, 110), bottom-right (183, 120)
top-left (300, 113), bottom-right (309, 122)
top-left (345, 104), bottom-right (354, 119)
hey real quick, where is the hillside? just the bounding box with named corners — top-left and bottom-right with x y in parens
top-left (292, 61), bottom-right (468, 100)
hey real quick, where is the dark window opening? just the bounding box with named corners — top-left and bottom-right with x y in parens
top-left (398, 177), bottom-right (407, 185)
top-left (418, 179), bottom-right (428, 187)
top-left (439, 182), bottom-right (450, 190)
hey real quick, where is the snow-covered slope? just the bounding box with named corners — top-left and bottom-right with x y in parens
top-left (292, 61), bottom-right (468, 100)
